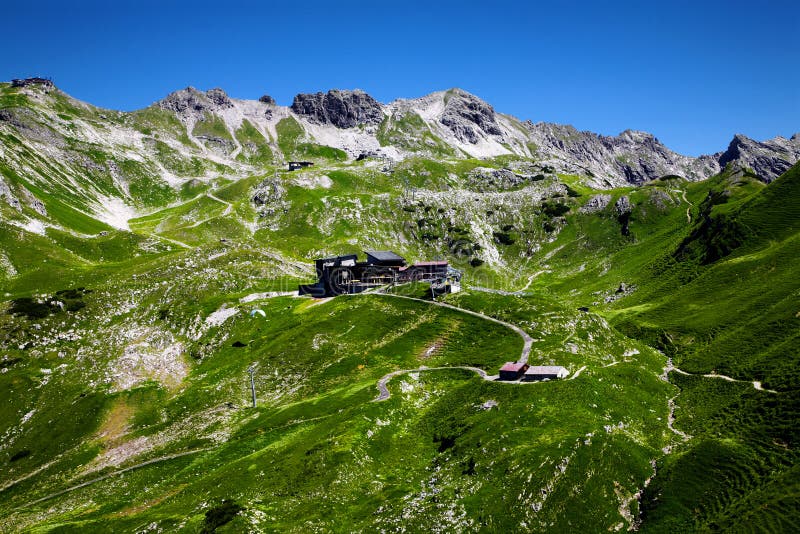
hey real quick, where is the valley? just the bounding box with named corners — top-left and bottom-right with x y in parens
top-left (0, 79), bottom-right (798, 532)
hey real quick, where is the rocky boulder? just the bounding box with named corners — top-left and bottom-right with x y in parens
top-left (258, 94), bottom-right (276, 105)
top-left (0, 177), bottom-right (21, 210)
top-left (440, 89), bottom-right (502, 144)
top-left (290, 89), bottom-right (384, 128)
top-left (615, 196), bottom-right (632, 215)
top-left (580, 194), bottom-right (612, 213)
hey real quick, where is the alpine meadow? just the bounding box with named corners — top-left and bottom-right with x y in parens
top-left (0, 78), bottom-right (798, 533)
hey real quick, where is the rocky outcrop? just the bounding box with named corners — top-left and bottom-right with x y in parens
top-left (205, 88), bottom-right (233, 109)
top-left (580, 194), bottom-right (612, 213)
top-left (717, 133), bottom-right (800, 182)
top-left (158, 87), bottom-right (233, 115)
top-left (440, 89), bottom-right (502, 144)
top-left (290, 89), bottom-right (383, 128)
top-left (615, 196), bottom-right (633, 236)
top-left (0, 177), bottom-right (21, 210)
top-left (467, 167), bottom-right (534, 191)
top-left (615, 196), bottom-right (632, 215)
top-left (20, 187), bottom-right (47, 216)
top-left (258, 95), bottom-right (276, 105)
top-left (0, 107), bottom-right (66, 148)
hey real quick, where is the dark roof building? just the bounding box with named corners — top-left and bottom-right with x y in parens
top-left (299, 250), bottom-right (458, 298)
top-left (499, 361), bottom-right (529, 381)
top-left (288, 161), bottom-right (314, 171)
top-left (365, 250), bottom-right (406, 266)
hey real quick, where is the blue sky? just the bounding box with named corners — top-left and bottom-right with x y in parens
top-left (2, 0), bottom-right (798, 155)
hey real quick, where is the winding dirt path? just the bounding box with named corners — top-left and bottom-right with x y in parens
top-left (570, 365), bottom-right (587, 379)
top-left (152, 233), bottom-right (194, 250)
top-left (17, 448), bottom-right (209, 510)
top-left (671, 188), bottom-right (693, 223)
top-left (375, 293), bottom-right (533, 364)
top-left (671, 366), bottom-right (778, 393)
top-left (373, 366), bottom-right (489, 401)
top-left (206, 193), bottom-right (233, 217)
top-left (469, 270), bottom-right (548, 296)
top-left (366, 293), bottom-right (552, 401)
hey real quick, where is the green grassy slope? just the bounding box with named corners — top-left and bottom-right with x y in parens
top-left (527, 163), bottom-right (800, 531)
top-left (0, 256), bottom-right (671, 530)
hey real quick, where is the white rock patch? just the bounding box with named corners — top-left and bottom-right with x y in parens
top-left (92, 196), bottom-right (137, 231)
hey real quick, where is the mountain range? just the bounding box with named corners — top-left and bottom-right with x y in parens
top-left (2, 80), bottom-right (799, 228)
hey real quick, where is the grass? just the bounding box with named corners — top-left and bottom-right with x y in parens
top-left (377, 112), bottom-right (456, 157)
top-left (234, 119), bottom-right (273, 166)
top-left (275, 116), bottom-right (347, 162)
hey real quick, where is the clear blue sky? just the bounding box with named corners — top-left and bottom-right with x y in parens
top-left (2, 0), bottom-right (798, 155)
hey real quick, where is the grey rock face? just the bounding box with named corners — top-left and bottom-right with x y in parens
top-left (440, 89), bottom-right (502, 144)
top-left (615, 196), bottom-right (632, 215)
top-left (717, 133), bottom-right (800, 182)
top-left (258, 95), bottom-right (276, 105)
top-left (0, 107), bottom-right (66, 148)
top-left (20, 187), bottom-right (47, 216)
top-left (647, 189), bottom-right (674, 210)
top-left (252, 177), bottom-right (289, 219)
top-left (195, 135), bottom-right (235, 156)
top-left (290, 89), bottom-right (383, 128)
top-left (467, 167), bottom-right (532, 191)
top-left (580, 194), bottom-right (612, 213)
top-left (525, 123), bottom-right (719, 186)
top-left (205, 88), bottom-right (233, 109)
top-left (0, 177), bottom-right (21, 210)
top-left (158, 87), bottom-right (233, 115)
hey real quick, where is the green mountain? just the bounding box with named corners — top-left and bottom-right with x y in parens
top-left (0, 79), bottom-right (798, 532)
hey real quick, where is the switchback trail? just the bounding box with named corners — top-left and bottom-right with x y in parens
top-left (367, 292), bottom-right (545, 402)
top-left (372, 365), bottom-right (563, 402)
top-left (206, 193), bottom-right (233, 217)
top-left (671, 188), bottom-right (693, 223)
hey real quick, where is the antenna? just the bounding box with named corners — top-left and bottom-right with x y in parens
top-left (247, 366), bottom-right (257, 408)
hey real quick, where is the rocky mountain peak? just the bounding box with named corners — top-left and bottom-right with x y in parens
top-left (619, 130), bottom-right (656, 142)
top-left (718, 133), bottom-right (800, 182)
top-left (440, 88), bottom-right (502, 144)
top-left (157, 87), bottom-right (233, 115)
top-left (258, 94), bottom-right (276, 105)
top-left (290, 89), bottom-right (384, 128)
